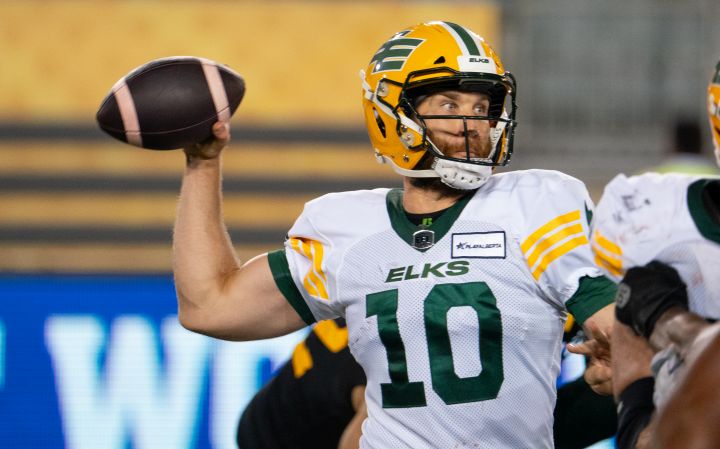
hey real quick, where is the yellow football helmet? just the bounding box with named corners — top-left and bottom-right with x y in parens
top-left (708, 60), bottom-right (720, 166)
top-left (360, 21), bottom-right (517, 189)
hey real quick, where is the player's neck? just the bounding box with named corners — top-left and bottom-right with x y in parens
top-left (402, 177), bottom-right (472, 214)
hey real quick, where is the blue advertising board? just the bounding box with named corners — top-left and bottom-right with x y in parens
top-left (0, 274), bottom-right (307, 449)
top-left (0, 274), bottom-right (612, 449)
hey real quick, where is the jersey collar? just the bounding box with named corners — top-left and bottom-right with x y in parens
top-left (386, 188), bottom-right (474, 252)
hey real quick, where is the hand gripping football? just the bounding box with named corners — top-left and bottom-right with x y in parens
top-left (96, 56), bottom-right (245, 150)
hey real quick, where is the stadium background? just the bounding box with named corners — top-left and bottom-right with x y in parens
top-left (0, 1), bottom-right (718, 448)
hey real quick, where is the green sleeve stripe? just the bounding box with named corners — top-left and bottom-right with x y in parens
top-left (267, 249), bottom-right (316, 325)
top-left (688, 179), bottom-right (720, 244)
top-left (565, 275), bottom-right (616, 325)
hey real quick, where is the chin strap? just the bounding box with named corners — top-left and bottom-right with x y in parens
top-left (378, 153), bottom-right (494, 190)
top-left (489, 111), bottom-right (509, 156)
top-left (432, 158), bottom-right (493, 190)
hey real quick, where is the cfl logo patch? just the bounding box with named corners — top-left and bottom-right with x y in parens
top-left (412, 229), bottom-right (435, 250)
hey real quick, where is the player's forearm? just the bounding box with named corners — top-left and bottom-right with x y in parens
top-left (338, 386), bottom-right (367, 449)
top-left (173, 156), bottom-right (240, 328)
top-left (611, 321), bottom-right (653, 401)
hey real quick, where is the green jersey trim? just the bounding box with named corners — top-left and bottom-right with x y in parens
top-left (584, 203), bottom-right (593, 228)
top-left (565, 275), bottom-right (616, 325)
top-left (688, 179), bottom-right (720, 244)
top-left (386, 189), bottom-right (474, 252)
top-left (267, 249), bottom-right (316, 325)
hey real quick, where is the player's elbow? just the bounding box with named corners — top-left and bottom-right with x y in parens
top-left (176, 291), bottom-right (257, 341)
top-left (177, 305), bottom-right (238, 340)
top-left (175, 290), bottom-right (222, 336)
top-left (177, 301), bottom-right (213, 336)
top-left (177, 306), bottom-right (202, 334)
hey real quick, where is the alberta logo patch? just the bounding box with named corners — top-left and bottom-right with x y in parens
top-left (451, 232), bottom-right (506, 259)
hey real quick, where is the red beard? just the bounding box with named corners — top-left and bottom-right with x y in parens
top-left (426, 127), bottom-right (493, 160)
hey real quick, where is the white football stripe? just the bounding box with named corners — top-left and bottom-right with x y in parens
top-left (435, 21), bottom-right (485, 58)
top-left (201, 62), bottom-right (230, 122)
top-left (113, 80), bottom-right (143, 147)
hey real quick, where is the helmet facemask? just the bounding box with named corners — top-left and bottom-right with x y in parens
top-left (395, 71), bottom-right (517, 189)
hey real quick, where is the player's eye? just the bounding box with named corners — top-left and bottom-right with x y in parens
top-left (474, 103), bottom-right (489, 115)
top-left (441, 102), bottom-right (457, 111)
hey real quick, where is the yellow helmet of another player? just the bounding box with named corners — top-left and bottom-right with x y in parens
top-left (708, 60), bottom-right (720, 167)
top-left (360, 21), bottom-right (517, 190)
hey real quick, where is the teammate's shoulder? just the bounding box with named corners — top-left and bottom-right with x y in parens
top-left (603, 172), bottom-right (707, 197)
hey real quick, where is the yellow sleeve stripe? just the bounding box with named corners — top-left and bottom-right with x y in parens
top-left (525, 223), bottom-right (585, 269)
top-left (291, 237), bottom-right (329, 299)
top-left (313, 319), bottom-right (349, 353)
top-left (300, 238), bottom-right (327, 283)
top-left (594, 253), bottom-right (623, 277)
top-left (592, 230), bottom-right (622, 257)
top-left (590, 230), bottom-right (623, 276)
top-left (531, 235), bottom-right (589, 280)
top-left (521, 210), bottom-right (582, 253)
top-left (289, 237), bottom-right (329, 300)
top-left (521, 210), bottom-right (589, 280)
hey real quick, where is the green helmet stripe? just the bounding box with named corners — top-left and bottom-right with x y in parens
top-left (371, 37), bottom-right (424, 73)
top-left (444, 22), bottom-right (481, 56)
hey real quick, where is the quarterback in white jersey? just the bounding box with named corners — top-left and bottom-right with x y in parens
top-left (271, 170), bottom-right (614, 448)
top-left (173, 21), bottom-right (616, 449)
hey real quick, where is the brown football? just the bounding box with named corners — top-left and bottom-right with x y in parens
top-left (96, 56), bottom-right (245, 150)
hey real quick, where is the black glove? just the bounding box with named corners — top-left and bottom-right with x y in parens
top-left (614, 260), bottom-right (689, 339)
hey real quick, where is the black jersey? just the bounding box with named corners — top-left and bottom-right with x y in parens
top-left (236, 318), bottom-right (366, 449)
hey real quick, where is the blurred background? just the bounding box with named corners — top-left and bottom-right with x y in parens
top-left (1, 0), bottom-right (718, 448)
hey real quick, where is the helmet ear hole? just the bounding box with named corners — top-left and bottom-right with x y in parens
top-left (373, 108), bottom-right (387, 138)
top-left (433, 56), bottom-right (445, 64)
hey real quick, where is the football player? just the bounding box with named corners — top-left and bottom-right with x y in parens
top-left (174, 21), bottom-right (616, 448)
top-left (589, 60), bottom-right (720, 449)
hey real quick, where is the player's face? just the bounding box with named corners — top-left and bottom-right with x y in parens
top-left (415, 91), bottom-right (494, 159)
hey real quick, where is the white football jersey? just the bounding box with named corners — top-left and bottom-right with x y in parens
top-left (269, 169), bottom-right (614, 449)
top-left (592, 173), bottom-right (720, 319)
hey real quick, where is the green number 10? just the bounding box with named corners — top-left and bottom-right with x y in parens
top-left (366, 282), bottom-right (503, 408)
